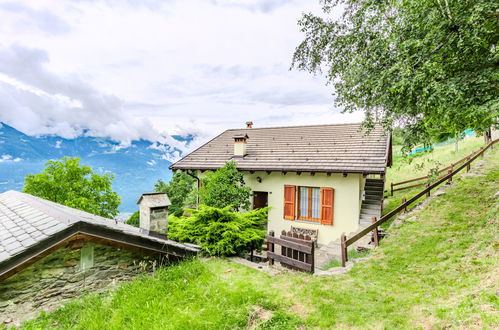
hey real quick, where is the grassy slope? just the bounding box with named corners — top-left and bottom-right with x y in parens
top-left (383, 136), bottom-right (486, 225)
top-left (20, 147), bottom-right (498, 329)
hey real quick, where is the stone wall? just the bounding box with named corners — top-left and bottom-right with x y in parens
top-left (0, 244), bottom-right (157, 325)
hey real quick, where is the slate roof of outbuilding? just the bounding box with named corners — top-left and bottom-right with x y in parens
top-left (0, 191), bottom-right (198, 267)
top-left (170, 123), bottom-right (391, 174)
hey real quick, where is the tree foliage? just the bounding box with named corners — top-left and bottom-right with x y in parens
top-left (292, 0), bottom-right (498, 151)
top-left (23, 157), bottom-right (121, 218)
top-left (126, 211), bottom-right (140, 227)
top-left (199, 161), bottom-right (251, 211)
top-left (168, 205), bottom-right (268, 256)
top-left (154, 171), bottom-right (196, 217)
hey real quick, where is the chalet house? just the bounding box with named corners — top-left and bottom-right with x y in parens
top-left (170, 123), bottom-right (392, 248)
top-left (0, 190), bottom-right (198, 324)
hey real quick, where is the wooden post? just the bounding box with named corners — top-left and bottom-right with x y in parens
top-left (268, 230), bottom-right (274, 266)
top-left (250, 249), bottom-right (254, 262)
top-left (340, 233), bottom-right (347, 267)
top-left (480, 146), bottom-right (484, 158)
top-left (447, 167), bottom-right (453, 184)
top-left (390, 182), bottom-right (393, 196)
top-left (466, 157), bottom-right (471, 172)
top-left (371, 217), bottom-right (379, 247)
top-left (402, 198), bottom-right (407, 213)
top-left (426, 182), bottom-right (430, 197)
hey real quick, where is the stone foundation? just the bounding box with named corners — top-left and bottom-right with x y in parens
top-left (0, 244), bottom-right (157, 325)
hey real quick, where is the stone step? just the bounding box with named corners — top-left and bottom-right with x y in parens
top-left (363, 199), bottom-right (382, 205)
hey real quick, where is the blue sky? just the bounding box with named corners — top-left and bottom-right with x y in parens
top-left (0, 0), bottom-right (362, 154)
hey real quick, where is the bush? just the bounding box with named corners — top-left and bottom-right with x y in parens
top-left (126, 211), bottom-right (139, 227)
top-left (168, 205), bottom-right (268, 256)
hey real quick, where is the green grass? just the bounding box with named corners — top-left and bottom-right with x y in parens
top-left (382, 136), bottom-right (487, 226)
top-left (20, 146), bottom-right (498, 329)
top-left (322, 248), bottom-right (370, 270)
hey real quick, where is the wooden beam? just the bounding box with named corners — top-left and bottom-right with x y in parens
top-left (265, 236), bottom-right (313, 254)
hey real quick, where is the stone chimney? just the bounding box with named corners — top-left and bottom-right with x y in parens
top-left (245, 121), bottom-right (253, 128)
top-left (136, 192), bottom-right (171, 236)
top-left (233, 133), bottom-right (249, 157)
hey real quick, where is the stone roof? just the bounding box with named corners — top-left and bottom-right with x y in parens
top-left (170, 123), bottom-right (391, 174)
top-left (136, 192), bottom-right (171, 207)
top-left (0, 191), bottom-right (198, 278)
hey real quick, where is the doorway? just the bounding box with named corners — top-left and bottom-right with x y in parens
top-left (253, 191), bottom-right (268, 209)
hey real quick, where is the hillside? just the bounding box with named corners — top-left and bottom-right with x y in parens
top-left (19, 147), bottom-right (498, 328)
top-left (0, 123), bottom-right (192, 213)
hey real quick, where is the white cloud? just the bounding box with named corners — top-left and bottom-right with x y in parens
top-left (0, 0), bottom-right (358, 156)
top-left (54, 140), bottom-right (62, 148)
top-left (0, 154), bottom-right (22, 162)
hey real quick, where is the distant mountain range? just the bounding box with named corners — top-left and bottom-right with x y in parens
top-left (0, 123), bottom-right (192, 214)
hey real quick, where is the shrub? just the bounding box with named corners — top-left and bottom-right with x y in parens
top-left (168, 205), bottom-right (268, 256)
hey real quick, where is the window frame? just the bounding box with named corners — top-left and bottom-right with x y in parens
top-left (297, 186), bottom-right (321, 222)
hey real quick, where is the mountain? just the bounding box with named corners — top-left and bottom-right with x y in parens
top-left (0, 123), bottom-right (190, 214)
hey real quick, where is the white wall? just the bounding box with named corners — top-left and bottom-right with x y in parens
top-left (243, 171), bottom-right (362, 246)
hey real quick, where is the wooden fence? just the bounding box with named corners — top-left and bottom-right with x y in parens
top-left (341, 139), bottom-right (497, 267)
top-left (266, 230), bottom-right (315, 273)
top-left (390, 146), bottom-right (487, 195)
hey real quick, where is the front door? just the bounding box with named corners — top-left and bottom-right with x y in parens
top-left (253, 191), bottom-right (268, 209)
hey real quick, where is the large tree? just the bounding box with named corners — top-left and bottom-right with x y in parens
top-left (24, 157), bottom-right (120, 218)
top-left (154, 171), bottom-right (196, 217)
top-left (199, 161), bottom-right (251, 211)
top-left (292, 0), bottom-right (498, 151)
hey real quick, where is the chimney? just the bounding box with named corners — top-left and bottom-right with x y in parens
top-left (233, 133), bottom-right (248, 157)
top-left (136, 192), bottom-right (171, 236)
top-left (245, 121), bottom-right (253, 128)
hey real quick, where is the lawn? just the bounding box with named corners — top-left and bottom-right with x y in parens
top-left (382, 136), bottom-right (488, 225)
top-left (19, 147), bottom-right (499, 329)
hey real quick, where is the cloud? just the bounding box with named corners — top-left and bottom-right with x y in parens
top-left (0, 154), bottom-right (22, 162)
top-left (0, 2), bottom-right (71, 35)
top-left (0, 45), bottom-right (161, 146)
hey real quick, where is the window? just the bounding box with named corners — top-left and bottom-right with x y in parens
top-left (298, 187), bottom-right (321, 221)
top-left (283, 185), bottom-right (334, 225)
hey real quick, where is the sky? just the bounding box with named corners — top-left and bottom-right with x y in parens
top-left (0, 0), bottom-right (362, 153)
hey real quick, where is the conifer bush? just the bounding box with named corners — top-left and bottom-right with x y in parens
top-left (168, 205), bottom-right (268, 256)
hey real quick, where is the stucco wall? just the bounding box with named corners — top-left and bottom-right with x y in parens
top-left (243, 171), bottom-right (362, 246)
top-left (0, 244), bottom-right (156, 325)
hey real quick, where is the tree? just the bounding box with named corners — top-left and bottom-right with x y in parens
top-left (24, 157), bottom-right (120, 218)
top-left (199, 161), bottom-right (251, 211)
top-left (292, 0), bottom-right (498, 152)
top-left (154, 171), bottom-right (196, 217)
top-left (126, 211), bottom-right (139, 227)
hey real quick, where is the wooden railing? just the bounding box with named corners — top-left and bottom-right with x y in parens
top-left (267, 230), bottom-right (315, 273)
top-left (390, 146), bottom-right (487, 195)
top-left (341, 139), bottom-right (497, 267)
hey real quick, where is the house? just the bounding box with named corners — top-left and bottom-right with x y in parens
top-left (0, 190), bottom-right (198, 324)
top-left (170, 122), bottom-right (391, 249)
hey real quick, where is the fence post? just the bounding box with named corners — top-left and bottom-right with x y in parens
top-left (447, 167), bottom-right (453, 184)
top-left (480, 146), bottom-right (484, 158)
top-left (340, 233), bottom-right (347, 267)
top-left (426, 182), bottom-right (431, 197)
top-left (466, 156), bottom-right (471, 172)
top-left (268, 230), bottom-right (274, 266)
top-left (402, 198), bottom-right (407, 213)
top-left (309, 235), bottom-right (315, 273)
top-left (371, 216), bottom-right (379, 247)
top-left (390, 182), bottom-right (393, 196)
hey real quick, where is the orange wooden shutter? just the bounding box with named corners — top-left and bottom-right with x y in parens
top-left (320, 187), bottom-right (334, 225)
top-left (283, 185), bottom-right (296, 220)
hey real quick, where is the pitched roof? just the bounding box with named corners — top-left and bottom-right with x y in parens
top-left (0, 191), bottom-right (198, 280)
top-left (171, 123), bottom-right (391, 174)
